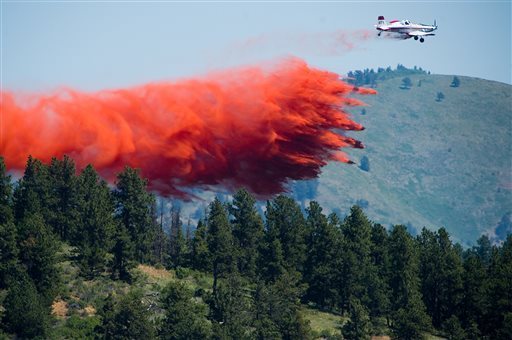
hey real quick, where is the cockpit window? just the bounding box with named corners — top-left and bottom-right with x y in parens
top-left (404, 20), bottom-right (410, 25)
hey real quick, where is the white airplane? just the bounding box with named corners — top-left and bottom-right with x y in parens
top-left (375, 16), bottom-right (437, 43)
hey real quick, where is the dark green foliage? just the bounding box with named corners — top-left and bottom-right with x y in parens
top-left (191, 219), bottom-right (211, 272)
top-left (75, 165), bottom-right (115, 278)
top-left (304, 202), bottom-right (343, 309)
top-left (2, 271), bottom-right (51, 338)
top-left (265, 195), bottom-right (308, 274)
top-left (0, 156), bottom-right (13, 225)
top-left (96, 290), bottom-right (156, 339)
top-left (210, 274), bottom-right (251, 339)
top-left (339, 206), bottom-right (375, 311)
top-left (0, 220), bottom-right (18, 289)
top-left (388, 225), bottom-right (431, 338)
top-left (168, 205), bottom-right (188, 268)
top-left (253, 271), bottom-right (311, 340)
top-left (436, 91), bottom-right (445, 102)
top-left (114, 166), bottom-right (157, 264)
top-left (342, 298), bottom-right (371, 340)
top-left (418, 227), bottom-right (463, 328)
top-left (450, 76), bottom-right (460, 88)
top-left (13, 156), bottom-right (51, 223)
top-left (442, 315), bottom-right (466, 340)
top-left (207, 197), bottom-right (235, 292)
top-left (229, 188), bottom-right (264, 279)
top-left (17, 213), bottom-right (60, 302)
top-left (47, 156), bottom-right (80, 241)
top-left (485, 234), bottom-right (512, 338)
top-left (53, 314), bottom-right (101, 339)
top-left (160, 281), bottom-right (211, 339)
top-left (110, 224), bottom-right (135, 282)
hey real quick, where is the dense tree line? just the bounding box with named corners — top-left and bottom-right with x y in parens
top-left (347, 64), bottom-right (428, 88)
top-left (0, 155), bottom-right (511, 339)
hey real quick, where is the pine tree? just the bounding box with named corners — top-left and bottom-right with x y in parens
top-left (342, 298), bottom-right (371, 340)
top-left (13, 156), bottom-right (51, 223)
top-left (418, 227), bottom-right (463, 328)
top-left (47, 156), bottom-right (80, 241)
top-left (75, 165), bottom-right (115, 278)
top-left (210, 273), bottom-right (251, 339)
top-left (17, 213), bottom-right (60, 303)
top-left (111, 223), bottom-right (135, 282)
top-left (229, 188), bottom-right (264, 279)
top-left (388, 225), bottom-right (431, 339)
top-left (459, 249), bottom-right (487, 334)
top-left (368, 223), bottom-right (391, 314)
top-left (114, 166), bottom-right (157, 263)
top-left (304, 201), bottom-right (343, 309)
top-left (253, 271), bottom-right (311, 339)
top-left (0, 157), bottom-right (18, 288)
top-left (169, 205), bottom-right (187, 268)
top-left (264, 195), bottom-right (308, 274)
top-left (97, 289), bottom-right (156, 339)
top-left (207, 197), bottom-right (235, 293)
top-left (191, 219), bottom-right (211, 272)
top-left (339, 205), bottom-right (375, 312)
top-left (485, 234), bottom-right (512, 338)
top-left (2, 271), bottom-right (51, 338)
top-left (160, 281), bottom-right (211, 339)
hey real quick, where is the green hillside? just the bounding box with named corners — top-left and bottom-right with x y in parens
top-left (315, 74), bottom-right (511, 245)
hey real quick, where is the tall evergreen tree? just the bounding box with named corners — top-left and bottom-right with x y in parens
top-left (304, 201), bottom-right (343, 309)
top-left (207, 197), bottom-right (235, 293)
top-left (97, 289), bottom-right (156, 339)
top-left (388, 225), bottom-right (431, 338)
top-left (2, 270), bottom-right (51, 339)
top-left (229, 188), bottom-right (264, 279)
top-left (111, 223), bottom-right (135, 282)
top-left (265, 195), bottom-right (308, 274)
top-left (418, 227), bottom-right (464, 328)
top-left (339, 206), bottom-right (375, 312)
top-left (160, 281), bottom-right (211, 339)
top-left (191, 219), bottom-right (211, 272)
top-left (75, 165), bottom-right (115, 277)
top-left (17, 213), bottom-right (60, 303)
top-left (169, 205), bottom-right (187, 268)
top-left (485, 234), bottom-right (512, 338)
top-left (13, 156), bottom-right (51, 223)
top-left (210, 273), bottom-right (252, 339)
top-left (342, 298), bottom-right (371, 340)
top-left (253, 271), bottom-right (311, 339)
top-left (367, 223), bottom-right (391, 318)
top-left (459, 248), bottom-right (487, 335)
top-left (114, 166), bottom-right (157, 263)
top-left (0, 157), bottom-right (18, 288)
top-left (47, 156), bottom-right (80, 241)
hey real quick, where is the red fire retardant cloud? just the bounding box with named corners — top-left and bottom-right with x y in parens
top-left (1, 58), bottom-right (375, 198)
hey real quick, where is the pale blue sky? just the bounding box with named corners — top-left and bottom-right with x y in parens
top-left (2, 1), bottom-right (511, 92)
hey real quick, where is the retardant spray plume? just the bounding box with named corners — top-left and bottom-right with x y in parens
top-left (1, 58), bottom-right (375, 198)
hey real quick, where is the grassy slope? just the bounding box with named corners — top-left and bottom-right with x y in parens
top-left (316, 74), bottom-right (511, 245)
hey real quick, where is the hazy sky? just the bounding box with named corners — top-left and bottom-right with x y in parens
top-left (2, 1), bottom-right (511, 92)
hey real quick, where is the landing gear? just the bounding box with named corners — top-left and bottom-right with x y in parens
top-left (378, 32), bottom-right (382, 37)
top-left (414, 36), bottom-right (418, 40)
top-left (420, 37), bottom-right (425, 43)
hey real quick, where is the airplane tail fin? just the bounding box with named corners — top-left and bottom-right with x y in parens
top-left (377, 16), bottom-right (386, 26)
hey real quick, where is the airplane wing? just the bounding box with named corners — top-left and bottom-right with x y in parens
top-left (407, 31), bottom-right (436, 37)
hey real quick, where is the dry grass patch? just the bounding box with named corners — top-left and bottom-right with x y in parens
top-left (84, 305), bottom-right (96, 316)
top-left (52, 299), bottom-right (68, 319)
top-left (137, 264), bottom-right (173, 282)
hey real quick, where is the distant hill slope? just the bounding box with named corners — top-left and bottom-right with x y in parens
top-left (313, 74), bottom-right (511, 245)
